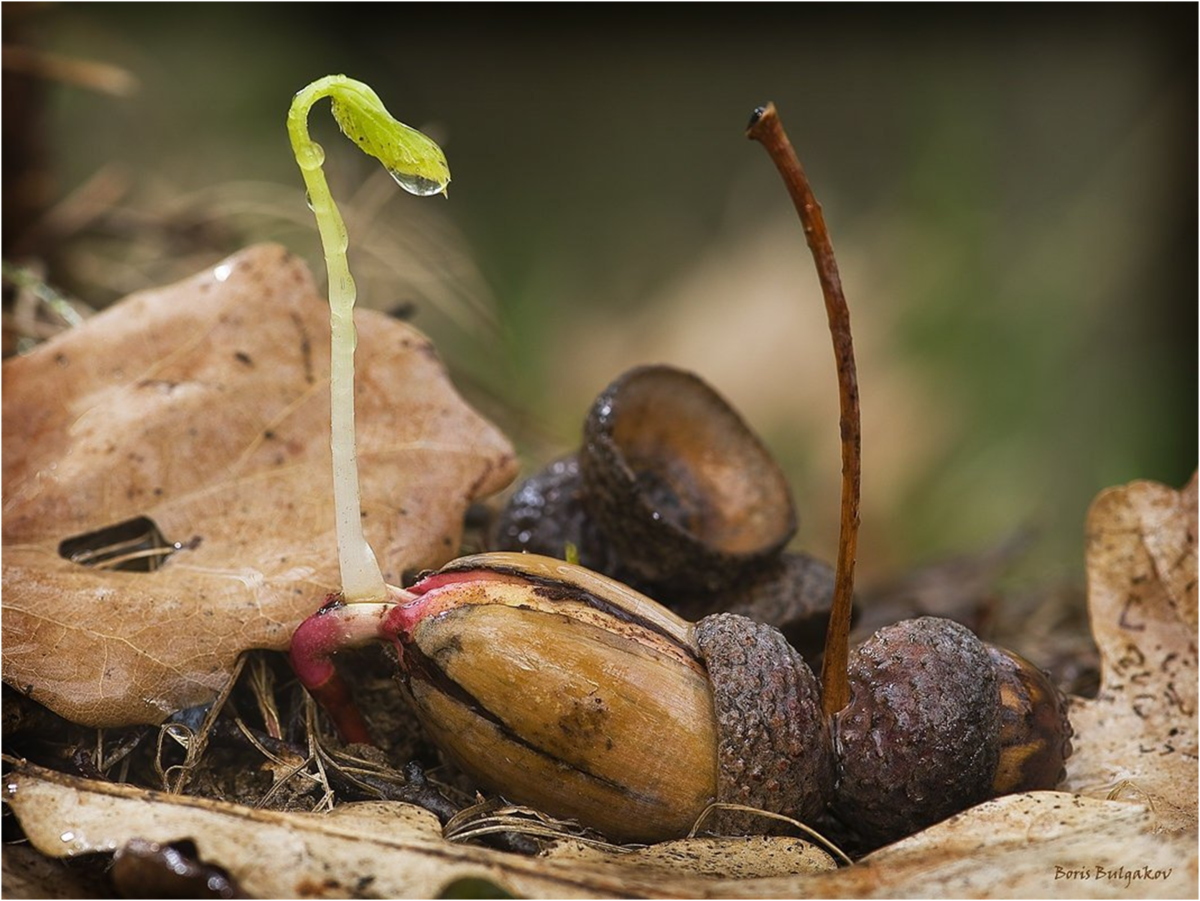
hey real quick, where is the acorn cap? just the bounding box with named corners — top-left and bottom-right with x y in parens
top-left (695, 613), bottom-right (832, 834)
top-left (832, 616), bottom-right (1000, 848)
top-left (581, 365), bottom-right (797, 594)
top-left (987, 645), bottom-right (1074, 794)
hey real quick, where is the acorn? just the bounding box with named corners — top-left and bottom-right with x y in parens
top-left (289, 552), bottom-right (832, 843)
top-left (829, 617), bottom-right (1074, 849)
top-left (288, 101), bottom-right (1075, 853)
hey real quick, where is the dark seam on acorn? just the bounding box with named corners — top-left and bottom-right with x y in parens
top-left (398, 635), bottom-right (665, 806)
top-left (433, 561), bottom-right (702, 662)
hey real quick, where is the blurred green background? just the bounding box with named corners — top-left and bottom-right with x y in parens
top-left (4, 4), bottom-right (1195, 590)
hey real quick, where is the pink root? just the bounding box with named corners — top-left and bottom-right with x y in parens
top-left (289, 588), bottom-right (414, 744)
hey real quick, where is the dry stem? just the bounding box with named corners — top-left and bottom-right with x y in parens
top-left (747, 103), bottom-right (861, 715)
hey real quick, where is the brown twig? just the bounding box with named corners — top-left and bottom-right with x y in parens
top-left (747, 103), bottom-right (861, 715)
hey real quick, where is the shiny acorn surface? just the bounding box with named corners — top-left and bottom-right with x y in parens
top-left (831, 617), bottom-right (1001, 848)
top-left (489, 454), bottom-right (618, 573)
top-left (394, 553), bottom-right (719, 842)
top-left (988, 645), bottom-right (1074, 795)
top-left (290, 553), bottom-right (720, 842)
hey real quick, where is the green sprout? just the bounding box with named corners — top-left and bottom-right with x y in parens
top-left (288, 75), bottom-right (450, 602)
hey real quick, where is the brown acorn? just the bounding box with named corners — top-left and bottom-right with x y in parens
top-left (830, 616), bottom-right (1074, 849)
top-left (831, 617), bottom-right (1000, 847)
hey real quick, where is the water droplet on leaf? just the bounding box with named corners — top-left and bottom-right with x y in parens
top-left (388, 168), bottom-right (448, 197)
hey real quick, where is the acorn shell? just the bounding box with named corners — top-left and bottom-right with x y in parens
top-left (832, 616), bottom-right (1001, 848)
top-left (580, 365), bottom-right (797, 594)
top-left (398, 554), bottom-right (718, 843)
top-left (396, 553), bottom-right (833, 843)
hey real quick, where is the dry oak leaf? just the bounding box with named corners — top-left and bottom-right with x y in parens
top-left (1, 764), bottom-right (834, 899)
top-left (785, 792), bottom-right (1197, 899)
top-left (3, 765), bottom-right (1195, 899)
top-left (1, 244), bottom-right (516, 727)
top-left (1063, 473), bottom-right (1198, 832)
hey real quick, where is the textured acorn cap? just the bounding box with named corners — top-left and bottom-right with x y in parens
top-left (988, 645), bottom-right (1074, 794)
top-left (581, 365), bottom-right (797, 595)
top-left (832, 616), bottom-right (1000, 848)
top-left (694, 613), bottom-right (832, 834)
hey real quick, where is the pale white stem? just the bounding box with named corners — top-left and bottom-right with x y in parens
top-left (289, 79), bottom-right (386, 602)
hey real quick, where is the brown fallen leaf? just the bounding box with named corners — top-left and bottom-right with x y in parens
top-left (777, 792), bottom-right (1197, 899)
top-left (540, 835), bottom-right (836, 879)
top-left (4, 763), bottom-right (818, 898)
top-left (1, 244), bottom-right (517, 727)
top-left (5, 761), bottom-right (1196, 898)
top-left (1063, 474), bottom-right (1198, 831)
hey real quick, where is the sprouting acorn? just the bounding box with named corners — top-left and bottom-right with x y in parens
top-left (289, 552), bottom-right (833, 843)
top-left (746, 103), bottom-right (1073, 850)
top-left (283, 81), bottom-right (833, 843)
top-left (285, 88), bottom-right (1074, 852)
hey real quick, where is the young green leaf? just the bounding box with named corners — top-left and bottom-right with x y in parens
top-left (328, 81), bottom-right (450, 197)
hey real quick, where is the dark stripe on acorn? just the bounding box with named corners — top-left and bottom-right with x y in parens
top-left (400, 611), bottom-right (670, 807)
top-left (434, 558), bottom-right (702, 663)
